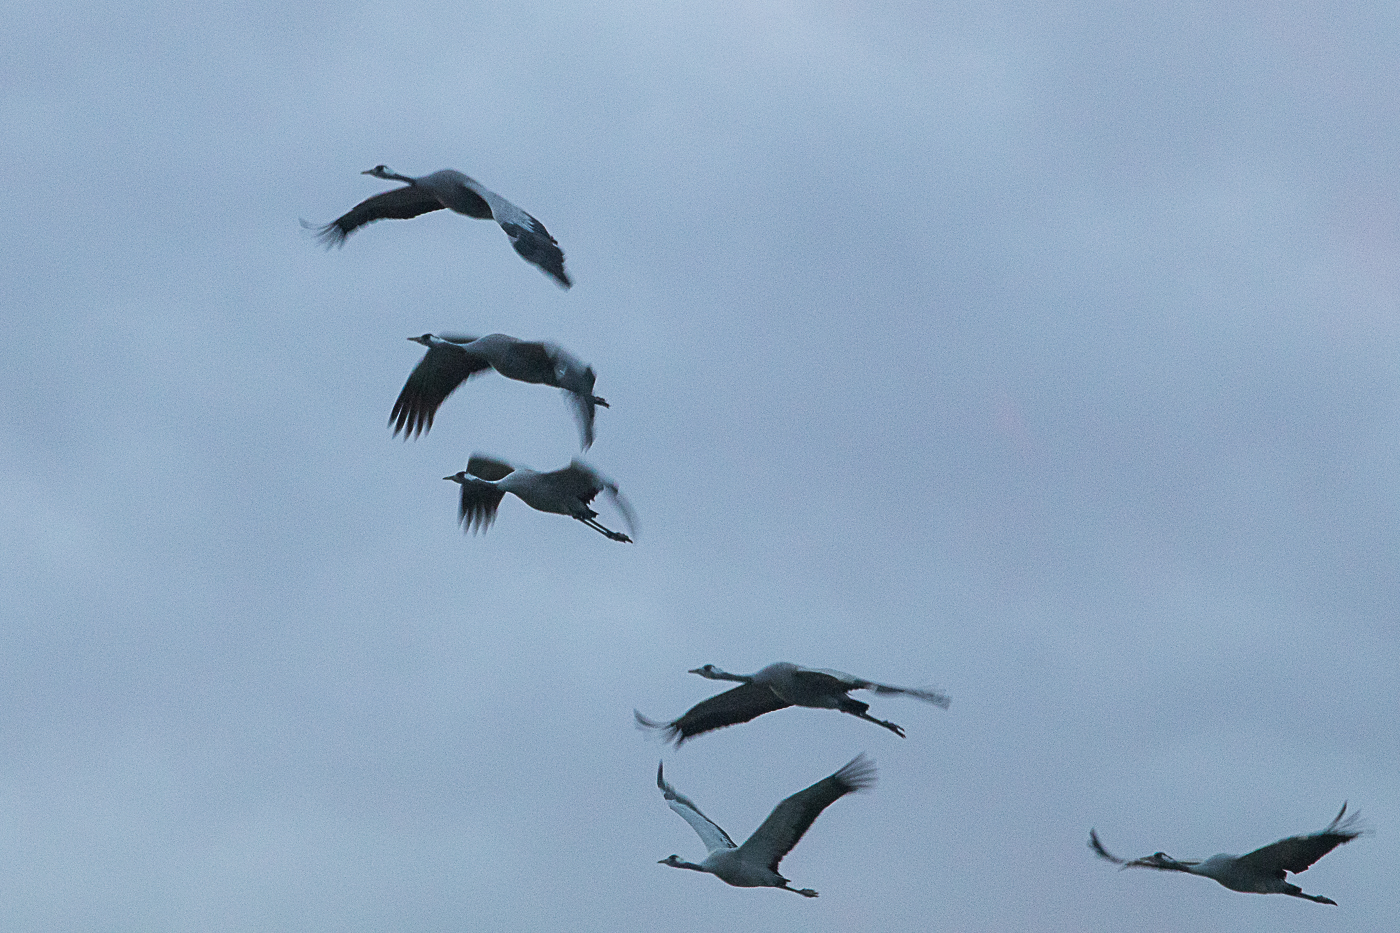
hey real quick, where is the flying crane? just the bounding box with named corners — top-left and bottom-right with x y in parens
top-left (1088, 803), bottom-right (1364, 905)
top-left (306, 166), bottom-right (570, 288)
top-left (636, 662), bottom-right (949, 745)
top-left (444, 454), bottom-right (634, 542)
top-left (391, 333), bottom-right (607, 449)
top-left (655, 754), bottom-right (875, 897)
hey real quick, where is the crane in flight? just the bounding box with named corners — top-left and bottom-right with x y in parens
top-left (635, 662), bottom-right (949, 745)
top-left (1088, 803), bottom-right (1364, 905)
top-left (655, 754), bottom-right (876, 897)
top-left (305, 166), bottom-right (570, 288)
top-left (390, 333), bottom-right (607, 449)
top-left (444, 454), bottom-right (634, 542)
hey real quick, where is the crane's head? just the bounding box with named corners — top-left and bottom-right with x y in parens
top-left (409, 333), bottom-right (435, 347)
top-left (1125, 852), bottom-right (1190, 872)
top-left (362, 164), bottom-right (395, 178)
top-left (658, 855), bottom-right (703, 872)
top-left (688, 664), bottom-right (722, 679)
top-left (443, 471), bottom-right (467, 484)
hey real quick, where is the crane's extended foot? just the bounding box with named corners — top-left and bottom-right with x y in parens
top-left (578, 516), bottom-right (633, 542)
top-left (856, 711), bottom-right (906, 737)
top-left (794, 888), bottom-right (818, 898)
top-left (1284, 885), bottom-right (1337, 905)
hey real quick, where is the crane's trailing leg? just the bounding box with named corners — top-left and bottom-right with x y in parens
top-left (784, 885), bottom-right (819, 898)
top-left (839, 700), bottom-right (906, 737)
top-left (1284, 885), bottom-right (1337, 905)
top-left (576, 515), bottom-right (632, 542)
top-left (858, 713), bottom-right (906, 737)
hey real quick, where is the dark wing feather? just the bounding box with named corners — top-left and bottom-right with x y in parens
top-left (466, 455), bottom-right (516, 482)
top-left (1088, 829), bottom-right (1128, 864)
top-left (605, 485), bottom-right (637, 537)
top-left (539, 461), bottom-right (607, 507)
top-left (390, 345), bottom-right (491, 438)
top-left (566, 391), bottom-right (598, 449)
top-left (1236, 804), bottom-right (1364, 877)
top-left (306, 186), bottom-right (447, 247)
top-left (499, 340), bottom-right (557, 384)
top-left (635, 683), bottom-right (791, 746)
top-left (790, 669), bottom-right (860, 695)
top-left (798, 668), bottom-right (952, 708)
top-left (739, 754), bottom-right (876, 872)
top-left (455, 477), bottom-right (506, 534)
top-left (448, 186), bottom-right (493, 219)
top-left (499, 216), bottom-right (571, 289)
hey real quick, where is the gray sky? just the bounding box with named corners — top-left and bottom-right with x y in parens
top-left (2, 1), bottom-right (1396, 930)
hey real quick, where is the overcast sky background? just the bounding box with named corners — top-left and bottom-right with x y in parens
top-left (2, 2), bottom-right (1397, 930)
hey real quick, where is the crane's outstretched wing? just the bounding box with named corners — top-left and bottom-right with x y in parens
top-left (533, 344), bottom-right (604, 450)
top-left (466, 455), bottom-right (517, 482)
top-left (802, 668), bottom-right (952, 709)
top-left (452, 477), bottom-right (506, 534)
top-left (557, 461), bottom-right (633, 534)
top-left (1235, 804), bottom-right (1364, 877)
top-left (1088, 829), bottom-right (1129, 865)
top-left (635, 682), bottom-right (791, 746)
top-left (566, 391), bottom-right (599, 450)
top-left (499, 213), bottom-right (570, 289)
top-left (530, 461), bottom-right (605, 508)
top-left (656, 762), bottom-right (737, 854)
top-left (605, 485), bottom-right (637, 538)
top-left (304, 186), bottom-right (447, 247)
top-left (390, 341), bottom-right (491, 438)
top-left (738, 754), bottom-right (875, 872)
